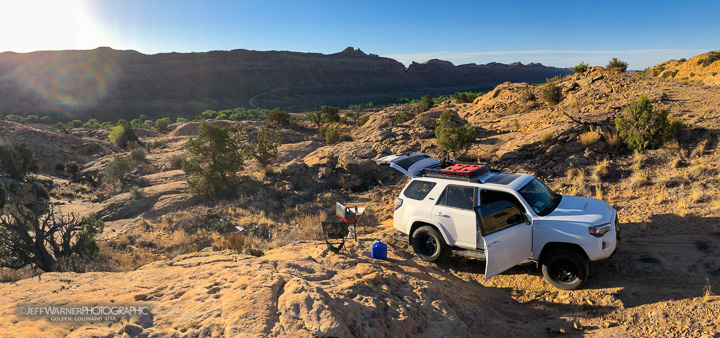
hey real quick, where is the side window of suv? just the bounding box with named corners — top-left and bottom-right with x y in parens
top-left (437, 185), bottom-right (475, 210)
top-left (481, 189), bottom-right (526, 213)
top-left (403, 180), bottom-right (437, 200)
top-left (477, 200), bottom-right (525, 235)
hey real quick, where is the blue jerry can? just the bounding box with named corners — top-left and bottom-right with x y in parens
top-left (371, 241), bottom-right (387, 260)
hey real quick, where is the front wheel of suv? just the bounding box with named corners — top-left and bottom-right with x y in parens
top-left (541, 249), bottom-right (590, 290)
top-left (411, 225), bottom-right (447, 262)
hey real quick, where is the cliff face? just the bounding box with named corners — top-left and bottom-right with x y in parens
top-left (0, 47), bottom-right (571, 118)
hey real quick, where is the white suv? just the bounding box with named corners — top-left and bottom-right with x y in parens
top-left (377, 153), bottom-right (619, 290)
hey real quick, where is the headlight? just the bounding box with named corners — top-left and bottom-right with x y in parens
top-left (589, 223), bottom-right (611, 237)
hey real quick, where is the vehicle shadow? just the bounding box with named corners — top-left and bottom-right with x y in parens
top-left (422, 213), bottom-right (720, 310)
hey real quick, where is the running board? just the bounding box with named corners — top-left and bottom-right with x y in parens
top-left (452, 248), bottom-right (486, 260)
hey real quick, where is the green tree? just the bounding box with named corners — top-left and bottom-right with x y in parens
top-left (182, 121), bottom-right (245, 197)
top-left (155, 118), bottom-right (171, 133)
top-left (104, 155), bottom-right (133, 189)
top-left (142, 120), bottom-right (154, 129)
top-left (606, 57), bottom-right (628, 73)
top-left (83, 119), bottom-right (100, 130)
top-left (177, 117), bottom-right (190, 123)
top-left (64, 161), bottom-right (80, 179)
top-left (54, 122), bottom-right (67, 133)
top-left (130, 119), bottom-right (143, 128)
top-left (325, 126), bottom-right (340, 145)
top-left (434, 110), bottom-right (477, 155)
top-left (572, 62), bottom-right (589, 73)
top-left (108, 121), bottom-right (140, 149)
top-left (0, 206), bottom-right (104, 272)
top-left (321, 106), bottom-right (340, 123)
top-left (68, 120), bottom-right (82, 128)
top-left (421, 95), bottom-right (435, 111)
top-left (244, 124), bottom-right (282, 167)
top-left (0, 143), bottom-right (40, 180)
top-left (615, 96), bottom-right (676, 150)
top-left (266, 109), bottom-right (291, 127)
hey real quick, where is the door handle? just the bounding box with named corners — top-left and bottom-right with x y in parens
top-left (487, 241), bottom-right (499, 248)
top-left (434, 212), bottom-right (448, 217)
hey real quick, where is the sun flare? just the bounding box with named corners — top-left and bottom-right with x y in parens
top-left (0, 0), bottom-right (107, 52)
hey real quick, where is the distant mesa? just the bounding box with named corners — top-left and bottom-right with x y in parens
top-left (0, 46), bottom-right (572, 118)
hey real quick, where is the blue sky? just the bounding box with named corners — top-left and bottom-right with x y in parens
top-left (1, 0), bottom-right (718, 69)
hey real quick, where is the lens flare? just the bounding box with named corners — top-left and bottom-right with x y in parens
top-left (9, 49), bottom-right (119, 111)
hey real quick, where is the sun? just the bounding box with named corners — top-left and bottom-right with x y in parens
top-left (0, 0), bottom-right (106, 52)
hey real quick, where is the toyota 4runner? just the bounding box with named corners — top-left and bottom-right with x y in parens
top-left (377, 153), bottom-right (619, 290)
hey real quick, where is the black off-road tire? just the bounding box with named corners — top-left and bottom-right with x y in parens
top-left (541, 249), bottom-right (590, 290)
top-left (411, 225), bottom-right (447, 262)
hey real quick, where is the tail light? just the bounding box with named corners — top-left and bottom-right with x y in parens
top-left (394, 198), bottom-right (403, 211)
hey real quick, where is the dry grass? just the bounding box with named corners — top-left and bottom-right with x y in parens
top-left (605, 131), bottom-right (622, 149)
top-left (540, 131), bottom-right (553, 144)
top-left (631, 151), bottom-right (645, 171)
top-left (691, 139), bottom-right (708, 158)
top-left (0, 266), bottom-right (38, 283)
top-left (704, 277), bottom-right (713, 302)
top-left (593, 159), bottom-right (610, 180)
top-left (628, 170), bottom-right (650, 189)
top-left (580, 131), bottom-right (601, 147)
top-left (689, 183), bottom-right (708, 203)
top-left (670, 156), bottom-right (683, 168)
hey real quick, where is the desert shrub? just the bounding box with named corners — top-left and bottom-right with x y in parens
top-left (105, 155), bottom-right (133, 189)
top-left (393, 111), bottom-right (414, 126)
top-left (572, 62), bottom-right (589, 73)
top-left (542, 81), bottom-right (561, 105)
top-left (453, 92), bottom-right (478, 103)
top-left (64, 161), bottom-right (80, 179)
top-left (690, 72), bottom-right (695, 77)
top-left (421, 95), bottom-right (435, 111)
top-left (540, 131), bottom-right (553, 144)
top-left (83, 119), bottom-right (100, 130)
top-left (142, 120), bottom-right (154, 129)
top-left (615, 96), bottom-right (676, 150)
top-left (321, 106), bottom-right (340, 123)
top-left (177, 117), bottom-right (189, 123)
top-left (266, 109), bottom-right (291, 127)
top-left (435, 110), bottom-right (477, 154)
top-left (130, 118), bottom-right (142, 128)
top-left (168, 155), bottom-right (183, 169)
top-left (108, 121), bottom-right (140, 149)
top-left (417, 113), bottom-right (436, 129)
top-left (0, 182), bottom-right (6, 210)
top-left (0, 206), bottom-right (104, 272)
top-left (54, 122), bottom-right (67, 133)
top-left (182, 121), bottom-right (245, 197)
top-left (678, 58), bottom-right (686, 63)
top-left (606, 57), bottom-right (628, 73)
top-left (0, 143), bottom-right (39, 180)
top-left (359, 115), bottom-right (370, 126)
top-left (325, 126), bottom-right (340, 145)
top-left (31, 181), bottom-right (50, 200)
top-left (130, 185), bottom-right (144, 199)
top-left (244, 124), bottom-right (282, 167)
top-left (513, 119), bottom-right (521, 131)
top-left (129, 148), bottom-right (147, 164)
top-left (305, 110), bottom-right (323, 129)
top-left (697, 51), bottom-right (720, 67)
top-left (155, 118), bottom-right (171, 133)
top-left (68, 120), bottom-right (82, 128)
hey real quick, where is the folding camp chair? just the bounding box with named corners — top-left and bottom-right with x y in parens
top-left (335, 202), bottom-right (366, 239)
top-left (321, 221), bottom-right (350, 253)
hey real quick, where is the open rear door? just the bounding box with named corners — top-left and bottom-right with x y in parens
top-left (477, 201), bottom-right (533, 279)
top-left (376, 153), bottom-right (440, 177)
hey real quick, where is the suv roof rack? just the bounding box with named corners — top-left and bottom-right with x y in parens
top-left (420, 161), bottom-right (492, 181)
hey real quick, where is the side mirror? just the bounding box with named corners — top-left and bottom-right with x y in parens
top-left (507, 214), bottom-right (523, 224)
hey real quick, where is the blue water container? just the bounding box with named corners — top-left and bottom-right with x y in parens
top-left (371, 241), bottom-right (387, 260)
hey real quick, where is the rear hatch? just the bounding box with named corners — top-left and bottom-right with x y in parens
top-left (375, 152), bottom-right (440, 177)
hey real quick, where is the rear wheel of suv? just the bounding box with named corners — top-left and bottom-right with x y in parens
top-left (541, 249), bottom-right (589, 290)
top-left (411, 225), bottom-right (446, 262)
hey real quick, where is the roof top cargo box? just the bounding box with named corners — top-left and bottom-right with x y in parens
top-left (375, 153), bottom-right (440, 177)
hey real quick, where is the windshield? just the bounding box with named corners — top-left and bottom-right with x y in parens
top-left (519, 178), bottom-right (561, 216)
